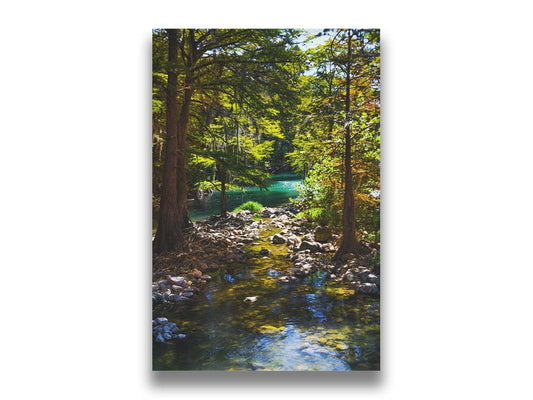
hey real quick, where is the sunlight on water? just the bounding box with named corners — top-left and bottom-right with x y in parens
top-left (153, 226), bottom-right (380, 371)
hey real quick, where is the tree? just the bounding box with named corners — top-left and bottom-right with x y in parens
top-left (288, 29), bottom-right (380, 254)
top-left (153, 29), bottom-right (184, 253)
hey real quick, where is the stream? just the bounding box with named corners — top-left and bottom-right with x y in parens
top-left (188, 173), bottom-right (301, 221)
top-left (152, 225), bottom-right (380, 371)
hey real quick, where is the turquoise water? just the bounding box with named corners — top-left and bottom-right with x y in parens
top-left (188, 174), bottom-right (301, 221)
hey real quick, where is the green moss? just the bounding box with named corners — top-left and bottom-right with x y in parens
top-left (233, 201), bottom-right (264, 213)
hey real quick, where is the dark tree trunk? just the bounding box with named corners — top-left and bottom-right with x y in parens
top-left (220, 164), bottom-right (227, 218)
top-left (177, 75), bottom-right (192, 228)
top-left (153, 29), bottom-right (184, 254)
top-left (333, 31), bottom-right (359, 261)
top-left (177, 29), bottom-right (195, 229)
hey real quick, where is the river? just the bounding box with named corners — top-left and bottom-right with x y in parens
top-left (188, 173), bottom-right (302, 221)
top-left (153, 226), bottom-right (380, 371)
top-left (153, 173), bottom-right (380, 370)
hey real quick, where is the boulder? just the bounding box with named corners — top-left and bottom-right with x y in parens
top-left (152, 293), bottom-right (165, 304)
top-left (314, 226), bottom-right (332, 242)
top-left (357, 283), bottom-right (380, 296)
top-left (272, 234), bottom-right (287, 244)
top-left (365, 273), bottom-right (379, 284)
top-left (299, 240), bottom-right (321, 252)
top-left (287, 234), bottom-right (302, 248)
top-left (302, 233), bottom-right (314, 242)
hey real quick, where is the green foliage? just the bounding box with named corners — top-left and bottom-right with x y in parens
top-left (295, 208), bottom-right (329, 225)
top-left (195, 180), bottom-right (240, 192)
top-left (233, 201), bottom-right (264, 213)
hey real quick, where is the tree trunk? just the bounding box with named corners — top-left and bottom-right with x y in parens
top-left (333, 31), bottom-right (359, 261)
top-left (220, 163), bottom-right (227, 218)
top-left (177, 75), bottom-right (192, 228)
top-left (176, 29), bottom-right (195, 229)
top-left (153, 29), bottom-right (183, 254)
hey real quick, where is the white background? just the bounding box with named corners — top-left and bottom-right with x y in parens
top-left (1, 1), bottom-right (532, 399)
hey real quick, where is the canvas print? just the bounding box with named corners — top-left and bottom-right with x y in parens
top-left (152, 29), bottom-right (380, 371)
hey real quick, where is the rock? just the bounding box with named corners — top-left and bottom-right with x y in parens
top-left (287, 234), bottom-right (302, 248)
top-left (299, 240), bottom-right (321, 252)
top-left (166, 322), bottom-right (179, 333)
top-left (153, 317), bottom-right (168, 326)
top-left (357, 282), bottom-right (380, 296)
top-left (314, 226), bottom-right (332, 242)
top-left (182, 291), bottom-right (194, 297)
top-left (302, 233), bottom-right (314, 242)
top-left (344, 272), bottom-right (355, 282)
top-left (200, 275), bottom-right (211, 281)
top-left (259, 248), bottom-right (272, 256)
top-left (271, 234), bottom-right (287, 244)
top-left (152, 285), bottom-right (158, 292)
top-left (155, 333), bottom-right (165, 343)
top-left (167, 276), bottom-right (186, 286)
top-left (365, 273), bottom-right (379, 284)
top-left (176, 334), bottom-right (187, 339)
top-left (365, 304), bottom-right (379, 313)
top-left (167, 294), bottom-right (191, 302)
top-left (191, 269), bottom-right (202, 279)
top-left (152, 293), bottom-right (165, 304)
top-left (321, 243), bottom-right (336, 252)
top-left (244, 296), bottom-right (258, 303)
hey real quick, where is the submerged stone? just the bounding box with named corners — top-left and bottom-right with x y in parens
top-left (259, 248), bottom-right (272, 256)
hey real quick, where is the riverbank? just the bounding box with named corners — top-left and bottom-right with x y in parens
top-left (152, 204), bottom-right (380, 370)
top-left (153, 204), bottom-right (380, 304)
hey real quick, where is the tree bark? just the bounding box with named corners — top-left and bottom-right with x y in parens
top-left (153, 29), bottom-right (184, 254)
top-left (177, 73), bottom-right (192, 228)
top-left (177, 29), bottom-right (195, 229)
top-left (333, 31), bottom-right (359, 261)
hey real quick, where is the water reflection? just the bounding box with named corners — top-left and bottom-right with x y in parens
top-left (153, 227), bottom-right (380, 371)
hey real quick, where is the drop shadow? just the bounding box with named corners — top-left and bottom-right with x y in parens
top-left (149, 370), bottom-right (382, 388)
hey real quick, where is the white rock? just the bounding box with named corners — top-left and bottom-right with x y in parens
top-left (153, 317), bottom-right (168, 326)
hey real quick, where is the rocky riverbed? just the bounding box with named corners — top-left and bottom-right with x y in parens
top-left (152, 204), bottom-right (380, 344)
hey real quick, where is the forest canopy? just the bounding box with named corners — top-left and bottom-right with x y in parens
top-left (152, 29), bottom-right (380, 257)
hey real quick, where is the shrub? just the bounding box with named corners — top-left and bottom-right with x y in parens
top-left (233, 201), bottom-right (264, 214)
top-left (295, 207), bottom-right (329, 225)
